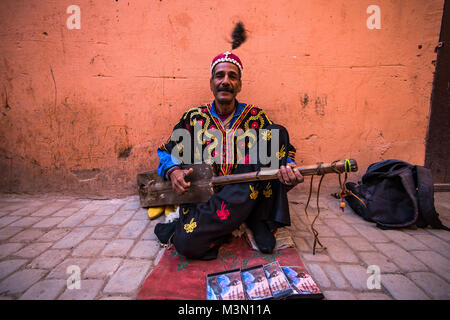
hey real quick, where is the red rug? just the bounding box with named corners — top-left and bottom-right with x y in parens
top-left (137, 237), bottom-right (305, 300)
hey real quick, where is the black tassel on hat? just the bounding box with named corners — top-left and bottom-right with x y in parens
top-left (231, 21), bottom-right (247, 50)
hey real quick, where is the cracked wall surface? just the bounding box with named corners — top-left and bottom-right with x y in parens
top-left (0, 0), bottom-right (444, 197)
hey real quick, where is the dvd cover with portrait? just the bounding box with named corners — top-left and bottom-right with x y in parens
top-left (281, 265), bottom-right (324, 299)
top-left (206, 268), bottom-right (246, 300)
top-left (205, 264), bottom-right (323, 300)
top-left (262, 261), bottom-right (293, 299)
top-left (241, 265), bottom-right (273, 300)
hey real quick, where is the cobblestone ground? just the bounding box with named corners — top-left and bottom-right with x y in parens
top-left (0, 190), bottom-right (449, 300)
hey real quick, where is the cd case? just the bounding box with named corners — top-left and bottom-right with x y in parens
top-left (263, 261), bottom-right (293, 298)
top-left (282, 266), bottom-right (323, 299)
top-left (241, 265), bottom-right (273, 300)
top-left (206, 268), bottom-right (246, 300)
top-left (206, 263), bottom-right (323, 300)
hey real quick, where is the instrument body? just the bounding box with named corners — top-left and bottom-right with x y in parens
top-left (137, 159), bottom-right (358, 207)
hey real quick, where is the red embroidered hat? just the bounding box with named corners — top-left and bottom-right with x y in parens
top-left (210, 51), bottom-right (243, 74)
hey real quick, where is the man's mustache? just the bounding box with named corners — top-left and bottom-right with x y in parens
top-left (218, 87), bottom-right (234, 93)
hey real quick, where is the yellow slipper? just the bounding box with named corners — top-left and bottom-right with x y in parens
top-left (164, 205), bottom-right (176, 216)
top-left (147, 207), bottom-right (165, 220)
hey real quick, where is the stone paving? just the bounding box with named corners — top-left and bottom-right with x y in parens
top-left (0, 189), bottom-right (449, 300)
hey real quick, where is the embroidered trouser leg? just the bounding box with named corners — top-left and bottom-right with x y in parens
top-left (251, 124), bottom-right (292, 229)
top-left (173, 180), bottom-right (264, 260)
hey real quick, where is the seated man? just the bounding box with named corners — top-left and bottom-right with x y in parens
top-left (154, 51), bottom-right (304, 260)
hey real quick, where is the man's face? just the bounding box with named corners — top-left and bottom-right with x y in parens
top-left (210, 62), bottom-right (242, 105)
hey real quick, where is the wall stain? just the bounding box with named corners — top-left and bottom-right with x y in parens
top-left (4, 92), bottom-right (11, 110)
top-left (300, 93), bottom-right (309, 108)
top-left (50, 65), bottom-right (57, 115)
top-left (314, 95), bottom-right (327, 116)
top-left (2, 89), bottom-right (11, 116)
top-left (304, 134), bottom-right (318, 140)
top-left (118, 146), bottom-right (133, 159)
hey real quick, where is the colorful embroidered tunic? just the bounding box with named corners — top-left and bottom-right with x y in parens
top-left (157, 100), bottom-right (296, 179)
top-left (155, 100), bottom-right (297, 260)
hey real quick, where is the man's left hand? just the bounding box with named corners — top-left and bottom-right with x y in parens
top-left (277, 163), bottom-right (304, 186)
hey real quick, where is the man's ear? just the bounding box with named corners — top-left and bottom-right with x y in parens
top-left (210, 77), bottom-right (214, 92)
top-left (236, 79), bottom-right (242, 94)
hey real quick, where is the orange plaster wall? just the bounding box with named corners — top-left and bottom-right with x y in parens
top-left (0, 0), bottom-right (444, 197)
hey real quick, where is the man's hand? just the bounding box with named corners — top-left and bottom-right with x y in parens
top-left (169, 168), bottom-right (194, 195)
top-left (277, 163), bottom-right (304, 186)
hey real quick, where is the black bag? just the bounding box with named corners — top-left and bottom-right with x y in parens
top-left (344, 159), bottom-right (449, 230)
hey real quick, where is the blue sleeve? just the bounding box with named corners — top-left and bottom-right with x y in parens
top-left (157, 149), bottom-right (181, 180)
top-left (287, 157), bottom-right (296, 165)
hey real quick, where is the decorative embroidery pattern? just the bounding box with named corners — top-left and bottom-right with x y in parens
top-left (241, 154), bottom-right (252, 164)
top-left (249, 185), bottom-right (259, 200)
top-left (288, 150), bottom-right (296, 162)
top-left (216, 201), bottom-right (230, 220)
top-left (262, 129), bottom-right (271, 141)
top-left (172, 251), bottom-right (189, 271)
top-left (218, 247), bottom-right (240, 270)
top-left (184, 218), bottom-right (197, 233)
top-left (182, 208), bottom-right (189, 215)
top-left (159, 104), bottom-right (278, 178)
top-left (276, 145), bottom-right (286, 160)
top-left (253, 251), bottom-right (282, 263)
top-left (263, 182), bottom-right (272, 198)
top-left (235, 129), bottom-right (257, 165)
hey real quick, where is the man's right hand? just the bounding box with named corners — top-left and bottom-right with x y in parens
top-left (169, 168), bottom-right (194, 195)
